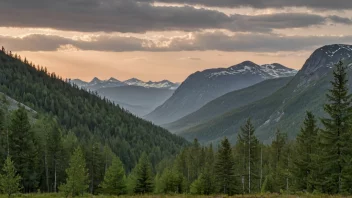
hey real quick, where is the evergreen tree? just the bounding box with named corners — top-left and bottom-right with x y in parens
top-left (100, 156), bottom-right (126, 195)
top-left (133, 153), bottom-right (154, 194)
top-left (9, 106), bottom-right (38, 193)
top-left (59, 147), bottom-right (89, 197)
top-left (320, 61), bottom-right (352, 194)
top-left (293, 111), bottom-right (319, 192)
top-left (238, 118), bottom-right (260, 193)
top-left (86, 140), bottom-right (104, 194)
top-left (156, 167), bottom-right (185, 194)
top-left (269, 129), bottom-right (287, 192)
top-left (199, 145), bottom-right (216, 195)
top-left (0, 156), bottom-right (22, 197)
top-left (48, 120), bottom-right (64, 193)
top-left (215, 137), bottom-right (238, 195)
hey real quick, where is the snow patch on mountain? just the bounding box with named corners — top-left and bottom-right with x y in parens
top-left (206, 61), bottom-right (297, 79)
top-left (71, 77), bottom-right (179, 90)
top-left (124, 79), bottom-right (179, 89)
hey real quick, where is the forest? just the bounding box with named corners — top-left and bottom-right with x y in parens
top-left (0, 47), bottom-right (352, 197)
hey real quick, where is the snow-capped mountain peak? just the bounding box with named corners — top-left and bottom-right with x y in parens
top-left (124, 78), bottom-right (179, 89)
top-left (72, 77), bottom-right (179, 90)
top-left (207, 61), bottom-right (297, 79)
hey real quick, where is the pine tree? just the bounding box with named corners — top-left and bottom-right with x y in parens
top-left (48, 120), bottom-right (64, 193)
top-left (133, 153), bottom-right (154, 194)
top-left (199, 145), bottom-right (216, 195)
top-left (59, 147), bottom-right (89, 197)
top-left (238, 118), bottom-right (260, 193)
top-left (270, 129), bottom-right (287, 192)
top-left (87, 140), bottom-right (104, 194)
top-left (100, 156), bottom-right (126, 195)
top-left (293, 111), bottom-right (319, 192)
top-left (0, 156), bottom-right (22, 197)
top-left (215, 137), bottom-right (238, 195)
top-left (320, 61), bottom-right (352, 194)
top-left (9, 106), bottom-right (38, 193)
top-left (157, 167), bottom-right (185, 194)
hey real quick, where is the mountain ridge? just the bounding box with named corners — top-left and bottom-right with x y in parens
top-left (178, 44), bottom-right (352, 144)
top-left (145, 61), bottom-right (297, 125)
top-left (71, 77), bottom-right (179, 90)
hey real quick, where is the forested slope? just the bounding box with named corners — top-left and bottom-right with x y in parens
top-left (0, 49), bottom-right (188, 171)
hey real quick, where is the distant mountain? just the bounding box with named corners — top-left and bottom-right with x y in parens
top-left (123, 78), bottom-right (179, 90)
top-left (96, 86), bottom-right (174, 116)
top-left (163, 76), bottom-right (293, 133)
top-left (179, 44), bottom-right (352, 144)
top-left (71, 77), bottom-right (179, 91)
top-left (145, 61), bottom-right (297, 125)
top-left (71, 77), bottom-right (126, 91)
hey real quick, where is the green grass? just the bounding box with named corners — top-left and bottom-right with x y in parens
top-left (1, 194), bottom-right (351, 198)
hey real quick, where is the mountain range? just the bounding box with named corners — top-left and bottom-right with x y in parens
top-left (71, 77), bottom-right (179, 91)
top-left (177, 44), bottom-right (352, 144)
top-left (96, 86), bottom-right (174, 116)
top-left (70, 77), bottom-right (179, 116)
top-left (145, 61), bottom-right (297, 125)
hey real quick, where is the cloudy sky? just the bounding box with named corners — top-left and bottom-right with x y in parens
top-left (1, 0), bottom-right (352, 82)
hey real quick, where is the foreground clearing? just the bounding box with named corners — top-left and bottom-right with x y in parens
top-left (0, 194), bottom-right (350, 198)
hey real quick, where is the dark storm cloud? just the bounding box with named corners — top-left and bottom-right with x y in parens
top-left (328, 15), bottom-right (352, 25)
top-left (2, 33), bottom-right (352, 52)
top-left (0, 0), bottom-right (350, 33)
top-left (139, 0), bottom-right (352, 10)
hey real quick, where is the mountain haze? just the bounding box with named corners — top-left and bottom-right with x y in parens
top-left (96, 86), bottom-right (174, 116)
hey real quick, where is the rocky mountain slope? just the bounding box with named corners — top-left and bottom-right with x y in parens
top-left (178, 44), bottom-right (352, 144)
top-left (163, 76), bottom-right (293, 133)
top-left (145, 61), bottom-right (297, 125)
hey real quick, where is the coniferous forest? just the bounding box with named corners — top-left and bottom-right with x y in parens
top-left (1, 47), bottom-right (352, 197)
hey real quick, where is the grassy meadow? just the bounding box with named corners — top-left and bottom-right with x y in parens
top-left (0, 194), bottom-right (351, 198)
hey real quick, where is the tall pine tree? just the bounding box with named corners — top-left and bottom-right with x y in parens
top-left (59, 147), bottom-right (89, 197)
top-left (215, 137), bottom-right (238, 195)
top-left (133, 152), bottom-right (154, 194)
top-left (320, 61), bottom-right (352, 194)
top-left (9, 106), bottom-right (38, 193)
top-left (100, 156), bottom-right (126, 195)
top-left (237, 118), bottom-right (260, 193)
top-left (293, 111), bottom-right (319, 192)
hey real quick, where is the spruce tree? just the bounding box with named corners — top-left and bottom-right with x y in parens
top-left (320, 61), bottom-right (352, 194)
top-left (270, 129), bottom-right (287, 192)
top-left (133, 153), bottom-right (154, 194)
top-left (293, 111), bottom-right (319, 192)
top-left (48, 120), bottom-right (64, 193)
top-left (238, 118), bottom-right (260, 193)
top-left (59, 147), bottom-right (89, 197)
top-left (0, 156), bottom-right (22, 197)
top-left (215, 137), bottom-right (238, 195)
top-left (9, 106), bottom-right (38, 193)
top-left (100, 156), bottom-right (126, 195)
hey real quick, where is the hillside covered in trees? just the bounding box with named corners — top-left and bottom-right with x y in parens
top-left (0, 47), bottom-right (188, 193)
